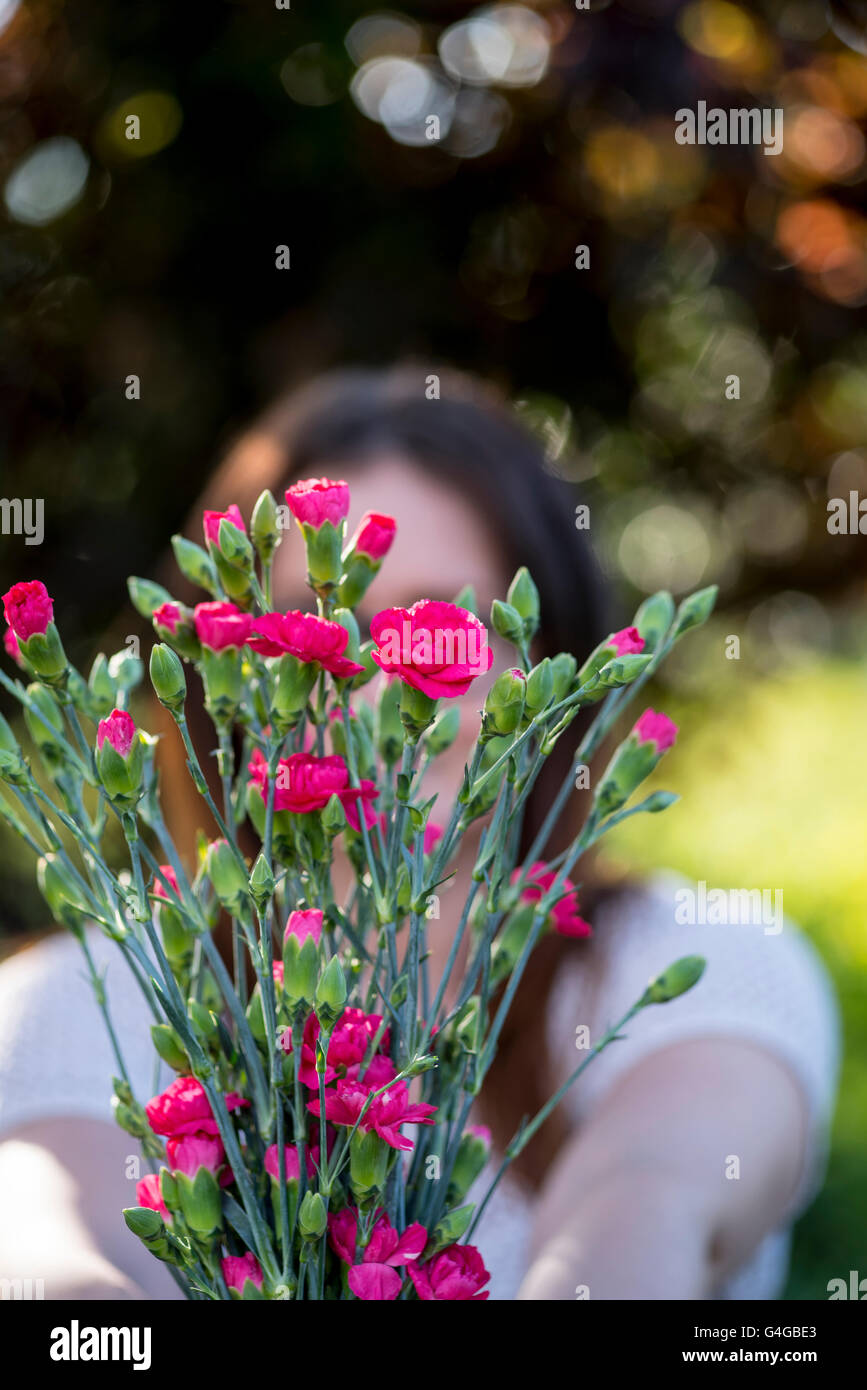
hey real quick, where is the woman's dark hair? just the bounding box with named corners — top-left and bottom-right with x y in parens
top-left (160, 364), bottom-right (619, 1187)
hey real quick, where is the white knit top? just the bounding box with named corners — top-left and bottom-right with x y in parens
top-left (0, 873), bottom-right (840, 1300)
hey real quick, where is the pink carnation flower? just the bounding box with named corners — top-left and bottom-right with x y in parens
top-left (248, 748), bottom-right (378, 829)
top-left (145, 1075), bottom-right (247, 1138)
top-left (248, 610), bottom-right (364, 678)
top-left (370, 599), bottom-right (493, 699)
top-left (2, 579), bottom-right (53, 641)
top-left (264, 1143), bottom-right (317, 1183)
top-left (165, 1133), bottom-right (225, 1178)
top-left (222, 1252), bottom-right (263, 1295)
top-left (97, 709), bottom-right (137, 758)
top-left (349, 512), bottom-right (396, 562)
top-left (329, 1208), bottom-right (427, 1301)
top-left (136, 1173), bottom-right (170, 1223)
top-left (285, 478), bottom-right (350, 529)
top-left (513, 861), bottom-right (592, 939)
top-left (203, 504), bottom-right (246, 548)
top-left (284, 908), bottom-right (323, 946)
top-left (308, 1078), bottom-right (435, 1152)
top-left (608, 626), bottom-right (644, 656)
top-left (152, 602), bottom-right (184, 636)
top-left (634, 708), bottom-right (678, 753)
top-left (193, 601), bottom-right (254, 652)
top-left (408, 1243), bottom-right (491, 1301)
top-left (152, 865), bottom-right (180, 901)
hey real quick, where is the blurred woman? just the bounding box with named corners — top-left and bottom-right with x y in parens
top-left (0, 367), bottom-right (840, 1299)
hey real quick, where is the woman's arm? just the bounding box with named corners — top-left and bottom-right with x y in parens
top-left (518, 1037), bottom-right (807, 1300)
top-left (0, 1117), bottom-right (181, 1299)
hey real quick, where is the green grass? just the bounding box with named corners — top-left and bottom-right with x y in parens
top-left (603, 656), bottom-right (867, 1300)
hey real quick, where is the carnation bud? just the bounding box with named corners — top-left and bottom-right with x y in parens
top-left (321, 792), bottom-right (347, 838)
top-left (641, 955), bottom-right (706, 1005)
top-left (107, 647), bottom-right (143, 695)
top-left (349, 1128), bottom-right (389, 1204)
top-left (96, 709), bottom-right (144, 810)
top-left (270, 653), bottom-right (318, 731)
top-left (87, 653), bottom-right (115, 717)
top-left (428, 1203), bottom-right (475, 1255)
top-left (37, 853), bottom-right (90, 936)
top-left (127, 576), bottom-right (174, 621)
top-left (298, 1189), bottom-right (327, 1241)
top-left (315, 955), bottom-right (347, 1029)
top-left (549, 652), bottom-right (577, 702)
top-left (524, 658), bottom-right (553, 718)
top-left (249, 852), bottom-right (276, 912)
top-left (150, 1023), bottom-right (188, 1072)
top-left (424, 704), bottom-right (460, 756)
top-left (672, 585), bottom-right (718, 638)
top-left (482, 668), bottom-right (526, 738)
top-left (217, 515), bottom-right (254, 571)
top-left (24, 684), bottom-right (65, 766)
top-left (149, 643), bottom-right (186, 714)
top-left (351, 640), bottom-right (379, 689)
top-left (171, 535), bottom-right (218, 594)
top-left (593, 709), bottom-right (678, 818)
top-left (490, 599), bottom-right (524, 646)
top-left (331, 607), bottom-right (362, 669)
top-left (251, 489), bottom-right (280, 562)
top-left (123, 1206), bottom-right (164, 1240)
top-left (200, 647), bottom-right (243, 727)
top-left (282, 933), bottom-right (320, 1007)
top-left (634, 590), bottom-right (675, 652)
top-left (506, 567), bottom-right (540, 640)
top-left (205, 838), bottom-right (250, 915)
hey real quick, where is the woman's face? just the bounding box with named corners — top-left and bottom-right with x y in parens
top-left (271, 451), bottom-right (513, 806)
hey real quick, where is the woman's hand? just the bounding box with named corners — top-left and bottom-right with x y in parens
top-left (519, 1037), bottom-right (807, 1300)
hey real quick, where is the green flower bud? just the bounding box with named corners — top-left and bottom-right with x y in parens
top-left (672, 585), bottom-right (718, 639)
top-left (315, 955), bottom-right (347, 1029)
top-left (95, 712), bottom-right (144, 809)
top-left (524, 658), bottom-right (553, 718)
top-left (349, 1128), bottom-right (389, 1204)
top-left (549, 652), bottom-right (577, 702)
top-left (298, 1189), bottom-right (327, 1241)
top-left (490, 599), bottom-right (524, 646)
top-left (107, 647), bottom-right (144, 694)
top-left (634, 590), bottom-right (675, 652)
top-left (337, 553), bottom-right (378, 610)
top-left (37, 853), bottom-right (90, 936)
top-left (349, 639), bottom-right (378, 690)
top-left (87, 653), bottom-right (115, 717)
top-left (217, 516), bottom-right (255, 571)
top-left (151, 1023), bottom-right (188, 1072)
top-left (271, 654), bottom-right (318, 731)
top-left (641, 955), bottom-right (706, 1005)
top-left (205, 838), bottom-right (250, 915)
top-left (251, 488), bottom-right (280, 562)
top-left (188, 997), bottom-right (219, 1040)
top-left (424, 704), bottom-right (460, 757)
top-left (200, 647), bottom-right (242, 727)
top-left (321, 792), bottom-right (347, 838)
top-left (506, 566), bottom-right (540, 640)
top-left (150, 643), bottom-right (186, 714)
top-left (127, 576), bottom-right (173, 621)
top-left (428, 1203), bottom-right (475, 1255)
top-left (172, 535), bottom-right (218, 594)
top-left (482, 667), bottom-right (526, 738)
top-left (331, 607), bottom-right (362, 669)
top-left (249, 851), bottom-right (275, 912)
top-left (123, 1206), bottom-right (164, 1240)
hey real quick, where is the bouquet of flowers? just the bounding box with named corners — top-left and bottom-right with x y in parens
top-left (0, 477), bottom-right (716, 1300)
